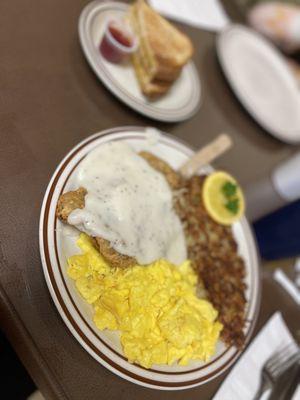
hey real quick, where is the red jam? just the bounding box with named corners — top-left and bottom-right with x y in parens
top-left (109, 24), bottom-right (132, 47)
top-left (99, 20), bottom-right (137, 64)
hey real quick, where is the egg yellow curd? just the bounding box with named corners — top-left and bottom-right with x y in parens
top-left (67, 234), bottom-right (223, 368)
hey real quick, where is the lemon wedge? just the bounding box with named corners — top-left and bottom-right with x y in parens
top-left (202, 171), bottom-right (245, 225)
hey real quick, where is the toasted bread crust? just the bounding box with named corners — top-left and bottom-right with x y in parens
top-left (134, 0), bottom-right (193, 70)
top-left (131, 52), bottom-right (172, 96)
top-left (129, 0), bottom-right (193, 94)
top-left (152, 64), bottom-right (182, 82)
top-left (140, 80), bottom-right (171, 96)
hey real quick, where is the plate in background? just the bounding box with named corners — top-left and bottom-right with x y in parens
top-left (78, 1), bottom-right (201, 122)
top-left (39, 126), bottom-right (260, 390)
top-left (217, 24), bottom-right (300, 144)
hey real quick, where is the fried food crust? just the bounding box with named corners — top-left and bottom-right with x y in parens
top-left (139, 151), bottom-right (182, 189)
top-left (55, 188), bottom-right (136, 268)
top-left (56, 187), bottom-right (87, 222)
top-left (95, 238), bottom-right (136, 268)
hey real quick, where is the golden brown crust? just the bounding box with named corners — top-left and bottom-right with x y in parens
top-left (129, 0), bottom-right (193, 95)
top-left (131, 51), bottom-right (172, 96)
top-left (139, 151), bottom-right (182, 189)
top-left (135, 0), bottom-right (193, 70)
top-left (55, 153), bottom-right (182, 267)
top-left (56, 188), bottom-right (136, 268)
top-left (152, 64), bottom-right (182, 82)
top-left (95, 238), bottom-right (136, 268)
top-left (141, 80), bottom-right (171, 96)
top-left (56, 187), bottom-right (87, 222)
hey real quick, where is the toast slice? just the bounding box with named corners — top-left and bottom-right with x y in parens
top-left (130, 0), bottom-right (193, 85)
top-left (131, 47), bottom-right (172, 96)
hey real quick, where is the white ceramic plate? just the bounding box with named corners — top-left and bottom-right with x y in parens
top-left (217, 24), bottom-right (300, 144)
top-left (39, 126), bottom-right (261, 390)
top-left (78, 1), bottom-right (201, 122)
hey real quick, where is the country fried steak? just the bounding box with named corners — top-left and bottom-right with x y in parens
top-left (139, 151), bottom-right (182, 189)
top-left (56, 187), bottom-right (87, 223)
top-left (56, 151), bottom-right (178, 268)
top-left (56, 188), bottom-right (136, 268)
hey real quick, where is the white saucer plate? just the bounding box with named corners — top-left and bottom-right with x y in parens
top-left (39, 126), bottom-right (260, 390)
top-left (217, 24), bottom-right (300, 144)
top-left (78, 1), bottom-right (201, 122)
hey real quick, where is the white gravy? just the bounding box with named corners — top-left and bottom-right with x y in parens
top-left (68, 142), bottom-right (186, 265)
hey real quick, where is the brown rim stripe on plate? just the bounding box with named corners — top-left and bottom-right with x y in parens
top-left (42, 127), bottom-right (259, 387)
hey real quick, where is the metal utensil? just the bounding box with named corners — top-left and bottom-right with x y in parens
top-left (268, 358), bottom-right (300, 400)
top-left (282, 362), bottom-right (300, 400)
top-left (253, 344), bottom-right (300, 400)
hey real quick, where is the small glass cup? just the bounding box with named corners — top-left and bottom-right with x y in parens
top-left (99, 19), bottom-right (138, 64)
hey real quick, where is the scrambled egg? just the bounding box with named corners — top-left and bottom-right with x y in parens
top-left (67, 234), bottom-right (222, 368)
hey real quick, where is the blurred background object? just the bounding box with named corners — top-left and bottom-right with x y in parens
top-left (0, 329), bottom-right (35, 399)
top-left (245, 151), bottom-right (300, 221)
top-left (149, 0), bottom-right (230, 31)
top-left (246, 152), bottom-right (300, 261)
top-left (253, 199), bottom-right (300, 260)
top-left (217, 24), bottom-right (300, 144)
top-left (248, 2), bottom-right (300, 53)
top-left (287, 57), bottom-right (300, 83)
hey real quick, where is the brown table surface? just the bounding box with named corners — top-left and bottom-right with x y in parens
top-left (0, 1), bottom-right (299, 399)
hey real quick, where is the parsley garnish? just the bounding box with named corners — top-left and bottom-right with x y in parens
top-left (221, 180), bottom-right (240, 215)
top-left (222, 181), bottom-right (237, 198)
top-left (225, 199), bottom-right (239, 215)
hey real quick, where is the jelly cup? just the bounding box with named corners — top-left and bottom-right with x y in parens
top-left (99, 19), bottom-right (139, 63)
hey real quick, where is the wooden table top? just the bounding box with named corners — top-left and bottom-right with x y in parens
top-left (0, 1), bottom-right (299, 399)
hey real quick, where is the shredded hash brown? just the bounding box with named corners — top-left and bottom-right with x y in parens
top-left (140, 152), bottom-right (247, 348)
top-left (174, 175), bottom-right (247, 348)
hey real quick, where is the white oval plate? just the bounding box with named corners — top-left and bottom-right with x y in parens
top-left (78, 1), bottom-right (201, 122)
top-left (39, 126), bottom-right (261, 390)
top-left (217, 24), bottom-right (300, 144)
